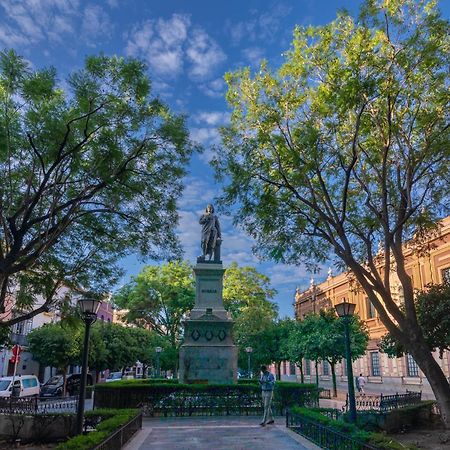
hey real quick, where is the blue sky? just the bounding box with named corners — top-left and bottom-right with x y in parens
top-left (1, 0), bottom-right (448, 318)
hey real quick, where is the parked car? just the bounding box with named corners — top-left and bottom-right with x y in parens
top-left (0, 375), bottom-right (40, 398)
top-left (40, 373), bottom-right (93, 397)
top-left (105, 371), bottom-right (123, 383)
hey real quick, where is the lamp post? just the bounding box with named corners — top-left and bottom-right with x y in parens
top-left (245, 347), bottom-right (253, 378)
top-left (76, 296), bottom-right (102, 435)
top-left (335, 298), bottom-right (357, 423)
top-left (155, 347), bottom-right (162, 378)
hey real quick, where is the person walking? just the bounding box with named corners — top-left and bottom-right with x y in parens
top-left (357, 373), bottom-right (366, 395)
top-left (259, 365), bottom-right (275, 426)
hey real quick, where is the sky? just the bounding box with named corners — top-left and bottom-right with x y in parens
top-left (1, 0), bottom-right (448, 318)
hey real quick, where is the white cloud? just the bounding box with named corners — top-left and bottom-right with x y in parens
top-left (242, 47), bottom-right (265, 67)
top-left (226, 3), bottom-right (292, 45)
top-left (186, 29), bottom-right (226, 80)
top-left (125, 14), bottom-right (226, 82)
top-left (194, 111), bottom-right (229, 126)
top-left (199, 77), bottom-right (226, 98)
top-left (0, 0), bottom-right (115, 49)
top-left (82, 5), bottom-right (113, 44)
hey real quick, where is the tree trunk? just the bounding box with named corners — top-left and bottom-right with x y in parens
top-left (410, 340), bottom-right (450, 428)
top-left (276, 362), bottom-right (281, 380)
top-left (62, 368), bottom-right (67, 397)
top-left (331, 362), bottom-right (337, 398)
top-left (299, 363), bottom-right (304, 384)
top-left (315, 360), bottom-right (319, 386)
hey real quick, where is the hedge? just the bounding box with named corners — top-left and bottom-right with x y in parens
top-left (94, 381), bottom-right (319, 415)
top-left (290, 407), bottom-right (419, 450)
top-left (55, 409), bottom-right (140, 450)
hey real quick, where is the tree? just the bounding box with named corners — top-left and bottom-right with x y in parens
top-left (0, 50), bottom-right (194, 329)
top-left (380, 282), bottom-right (450, 359)
top-left (27, 323), bottom-right (79, 395)
top-left (222, 262), bottom-right (278, 371)
top-left (247, 318), bottom-right (294, 379)
top-left (113, 261), bottom-right (195, 349)
top-left (287, 321), bottom-right (306, 383)
top-left (214, 0), bottom-right (450, 426)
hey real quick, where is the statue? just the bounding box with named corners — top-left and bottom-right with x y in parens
top-left (198, 204), bottom-right (221, 262)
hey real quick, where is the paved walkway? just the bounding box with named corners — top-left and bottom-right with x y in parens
top-left (124, 416), bottom-right (320, 450)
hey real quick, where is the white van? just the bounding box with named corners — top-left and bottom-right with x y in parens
top-left (0, 375), bottom-right (40, 397)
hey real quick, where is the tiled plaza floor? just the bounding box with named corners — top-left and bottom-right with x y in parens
top-left (124, 416), bottom-right (320, 450)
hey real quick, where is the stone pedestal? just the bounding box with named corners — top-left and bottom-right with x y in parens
top-left (179, 262), bottom-right (237, 384)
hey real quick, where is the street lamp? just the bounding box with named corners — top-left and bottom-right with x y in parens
top-left (76, 296), bottom-right (102, 435)
top-left (245, 347), bottom-right (253, 378)
top-left (155, 347), bottom-right (162, 378)
top-left (335, 298), bottom-right (357, 423)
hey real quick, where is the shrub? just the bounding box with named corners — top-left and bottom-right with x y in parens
top-left (55, 409), bottom-right (140, 450)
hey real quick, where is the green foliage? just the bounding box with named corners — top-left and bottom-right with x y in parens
top-left (380, 283), bottom-right (450, 358)
top-left (0, 50), bottom-right (194, 328)
top-left (290, 407), bottom-right (419, 449)
top-left (113, 260), bottom-right (195, 347)
top-left (27, 323), bottom-right (80, 374)
top-left (214, 0), bottom-right (450, 421)
top-left (56, 409), bottom-right (139, 450)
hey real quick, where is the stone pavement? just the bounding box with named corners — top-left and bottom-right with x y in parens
top-left (124, 416), bottom-right (320, 450)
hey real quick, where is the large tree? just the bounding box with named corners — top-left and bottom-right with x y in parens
top-left (113, 261), bottom-right (195, 348)
top-left (214, 0), bottom-right (450, 425)
top-left (27, 323), bottom-right (80, 395)
top-left (0, 50), bottom-right (194, 328)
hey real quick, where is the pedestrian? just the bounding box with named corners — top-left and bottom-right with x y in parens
top-left (357, 373), bottom-right (366, 395)
top-left (259, 365), bottom-right (275, 426)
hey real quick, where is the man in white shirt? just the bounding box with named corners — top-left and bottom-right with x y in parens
top-left (357, 373), bottom-right (366, 395)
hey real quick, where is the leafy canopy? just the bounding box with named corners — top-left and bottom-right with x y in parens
top-left (0, 50), bottom-right (194, 326)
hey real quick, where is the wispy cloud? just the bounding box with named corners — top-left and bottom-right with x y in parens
top-left (193, 111), bottom-right (230, 126)
top-left (0, 0), bottom-right (113, 49)
top-left (125, 13), bottom-right (226, 82)
top-left (199, 77), bottom-right (226, 98)
top-left (226, 3), bottom-right (292, 45)
top-left (241, 47), bottom-right (266, 67)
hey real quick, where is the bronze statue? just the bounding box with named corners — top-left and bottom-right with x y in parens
top-left (198, 204), bottom-right (221, 262)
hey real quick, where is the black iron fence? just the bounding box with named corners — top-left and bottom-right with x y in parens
top-left (344, 391), bottom-right (422, 412)
top-left (319, 389), bottom-right (331, 399)
top-left (0, 396), bottom-right (78, 414)
top-left (286, 410), bottom-right (380, 450)
top-left (93, 413), bottom-right (142, 450)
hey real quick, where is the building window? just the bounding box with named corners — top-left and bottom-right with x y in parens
top-left (442, 267), bottom-right (450, 284)
top-left (366, 298), bottom-right (376, 319)
top-left (12, 318), bottom-right (33, 335)
top-left (323, 361), bottom-right (330, 376)
top-left (406, 354), bottom-right (420, 377)
top-left (370, 352), bottom-right (381, 376)
top-left (305, 359), bottom-right (311, 376)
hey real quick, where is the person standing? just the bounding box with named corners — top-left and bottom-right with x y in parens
top-left (259, 365), bottom-right (275, 426)
top-left (357, 373), bottom-right (366, 395)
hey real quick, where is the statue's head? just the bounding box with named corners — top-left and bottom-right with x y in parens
top-left (206, 204), bottom-right (214, 213)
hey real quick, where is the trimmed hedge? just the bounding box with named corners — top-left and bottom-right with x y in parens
top-left (55, 409), bottom-right (140, 450)
top-left (94, 381), bottom-right (319, 415)
top-left (290, 407), bottom-right (419, 450)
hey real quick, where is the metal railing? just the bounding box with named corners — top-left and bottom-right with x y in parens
top-left (0, 396), bottom-right (78, 414)
top-left (286, 410), bottom-right (380, 450)
top-left (344, 391), bottom-right (422, 412)
top-left (319, 389), bottom-right (331, 399)
top-left (93, 413), bottom-right (143, 450)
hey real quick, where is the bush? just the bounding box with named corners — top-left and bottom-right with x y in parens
top-left (55, 409), bottom-right (140, 450)
top-left (94, 381), bottom-right (319, 415)
top-left (289, 407), bottom-right (419, 450)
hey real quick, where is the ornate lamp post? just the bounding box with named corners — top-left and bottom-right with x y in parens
top-left (155, 346), bottom-right (162, 378)
top-left (335, 298), bottom-right (357, 423)
top-left (76, 296), bottom-right (102, 435)
top-left (245, 347), bottom-right (253, 378)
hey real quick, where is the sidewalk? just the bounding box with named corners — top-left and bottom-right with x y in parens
top-left (124, 416), bottom-right (321, 450)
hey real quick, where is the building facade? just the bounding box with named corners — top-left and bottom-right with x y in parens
top-left (287, 217), bottom-right (450, 398)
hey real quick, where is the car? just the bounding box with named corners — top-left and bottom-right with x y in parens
top-left (0, 375), bottom-right (40, 398)
top-left (105, 372), bottom-right (123, 383)
top-left (40, 373), bottom-right (93, 397)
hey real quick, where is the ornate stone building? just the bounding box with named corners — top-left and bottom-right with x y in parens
top-left (286, 216), bottom-right (450, 398)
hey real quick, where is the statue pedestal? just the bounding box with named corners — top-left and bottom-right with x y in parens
top-left (179, 263), bottom-right (237, 384)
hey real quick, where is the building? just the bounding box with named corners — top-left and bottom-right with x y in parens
top-left (287, 216), bottom-right (450, 398)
